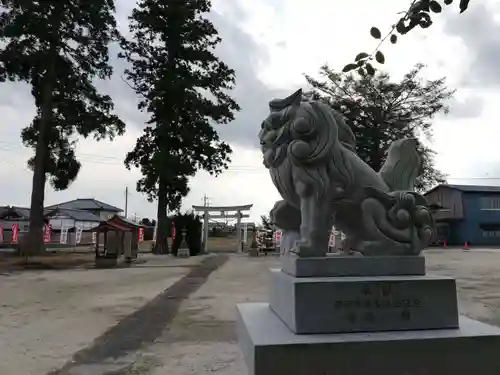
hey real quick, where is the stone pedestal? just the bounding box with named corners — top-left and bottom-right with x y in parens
top-left (248, 248), bottom-right (259, 257)
top-left (237, 303), bottom-right (500, 375)
top-left (281, 254), bottom-right (425, 277)
top-left (269, 269), bottom-right (459, 334)
top-left (237, 255), bottom-right (500, 374)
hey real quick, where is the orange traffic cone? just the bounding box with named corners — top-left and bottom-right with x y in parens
top-left (463, 241), bottom-right (469, 251)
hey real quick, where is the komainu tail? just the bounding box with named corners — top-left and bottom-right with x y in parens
top-left (378, 138), bottom-right (421, 191)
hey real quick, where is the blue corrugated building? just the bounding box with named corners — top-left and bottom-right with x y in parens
top-left (424, 184), bottom-right (500, 246)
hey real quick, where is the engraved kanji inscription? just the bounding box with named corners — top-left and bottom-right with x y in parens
top-left (401, 310), bottom-right (411, 321)
top-left (364, 311), bottom-right (375, 323)
top-left (347, 312), bottom-right (357, 323)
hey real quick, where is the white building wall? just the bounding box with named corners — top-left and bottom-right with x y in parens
top-left (49, 218), bottom-right (75, 230)
top-left (78, 221), bottom-right (100, 229)
top-left (48, 216), bottom-right (100, 230)
top-left (99, 210), bottom-right (117, 220)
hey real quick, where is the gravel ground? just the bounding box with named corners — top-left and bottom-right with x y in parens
top-left (0, 254), bottom-right (206, 375)
top-left (141, 249), bottom-right (500, 375)
top-left (3, 249), bottom-right (500, 375)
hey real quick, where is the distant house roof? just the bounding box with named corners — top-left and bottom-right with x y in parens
top-left (45, 198), bottom-right (122, 212)
top-left (425, 184), bottom-right (500, 196)
top-left (0, 206), bottom-right (49, 223)
top-left (45, 208), bottom-right (103, 222)
top-left (0, 206), bottom-right (31, 220)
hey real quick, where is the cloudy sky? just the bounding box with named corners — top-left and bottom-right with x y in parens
top-left (0, 0), bottom-right (499, 223)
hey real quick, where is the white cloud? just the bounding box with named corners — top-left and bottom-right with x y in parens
top-left (0, 0), bottom-right (499, 225)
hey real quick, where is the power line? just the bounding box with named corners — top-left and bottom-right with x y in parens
top-left (3, 139), bottom-right (500, 181)
top-left (0, 139), bottom-right (265, 167)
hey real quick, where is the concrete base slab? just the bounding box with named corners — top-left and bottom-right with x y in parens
top-left (237, 303), bottom-right (500, 375)
top-left (248, 248), bottom-right (259, 257)
top-left (269, 269), bottom-right (459, 334)
top-left (177, 248), bottom-right (190, 258)
top-left (95, 257), bottom-right (118, 269)
top-left (68, 362), bottom-right (133, 375)
top-left (281, 254), bottom-right (425, 277)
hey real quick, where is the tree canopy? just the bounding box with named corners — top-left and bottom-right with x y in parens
top-left (260, 215), bottom-right (273, 230)
top-left (140, 218), bottom-right (156, 227)
top-left (306, 63), bottom-right (451, 191)
top-left (0, 0), bottom-right (124, 254)
top-left (344, 0), bottom-right (472, 75)
top-left (120, 0), bottom-right (240, 254)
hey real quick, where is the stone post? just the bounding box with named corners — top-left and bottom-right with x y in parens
top-left (177, 227), bottom-right (190, 258)
top-left (236, 210), bottom-right (242, 252)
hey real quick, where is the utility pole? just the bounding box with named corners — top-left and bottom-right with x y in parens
top-left (202, 194), bottom-right (210, 254)
top-left (203, 194), bottom-right (211, 207)
top-left (125, 186), bottom-right (128, 218)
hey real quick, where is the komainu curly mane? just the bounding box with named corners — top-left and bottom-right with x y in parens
top-left (261, 89), bottom-right (435, 257)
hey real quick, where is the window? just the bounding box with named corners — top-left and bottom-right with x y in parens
top-left (480, 197), bottom-right (500, 210)
top-left (482, 230), bottom-right (500, 237)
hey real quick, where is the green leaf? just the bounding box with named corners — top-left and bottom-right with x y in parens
top-left (370, 27), bottom-right (382, 39)
top-left (396, 20), bottom-right (408, 34)
top-left (375, 51), bottom-right (385, 64)
top-left (355, 52), bottom-right (369, 61)
top-left (429, 1), bottom-right (442, 12)
top-left (413, 12), bottom-right (432, 29)
top-left (342, 63), bottom-right (358, 73)
top-left (444, 0), bottom-right (453, 5)
top-left (390, 34), bottom-right (398, 44)
top-left (459, 0), bottom-right (470, 13)
top-left (411, 0), bottom-right (431, 13)
top-left (357, 67), bottom-right (366, 77)
top-left (365, 63), bottom-right (376, 76)
top-left (419, 19), bottom-right (433, 28)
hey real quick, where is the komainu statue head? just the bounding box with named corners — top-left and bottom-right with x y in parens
top-left (259, 89), bottom-right (356, 170)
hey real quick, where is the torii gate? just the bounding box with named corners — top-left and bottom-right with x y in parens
top-left (192, 204), bottom-right (253, 253)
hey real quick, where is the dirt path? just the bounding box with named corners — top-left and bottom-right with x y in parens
top-left (133, 250), bottom-right (500, 375)
top-left (49, 255), bottom-right (229, 375)
top-left (140, 255), bottom-right (280, 375)
top-left (4, 250), bottom-right (500, 375)
top-left (0, 254), bottom-right (211, 375)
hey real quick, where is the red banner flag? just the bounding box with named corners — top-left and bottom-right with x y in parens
top-left (43, 224), bottom-right (51, 244)
top-left (273, 230), bottom-right (282, 246)
top-left (11, 224), bottom-right (19, 244)
top-left (138, 227), bottom-right (145, 243)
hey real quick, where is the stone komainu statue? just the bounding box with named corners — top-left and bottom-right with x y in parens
top-left (259, 89), bottom-right (435, 257)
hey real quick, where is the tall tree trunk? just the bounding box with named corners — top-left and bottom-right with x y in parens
top-left (154, 177), bottom-right (169, 255)
top-left (23, 63), bottom-right (55, 256)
